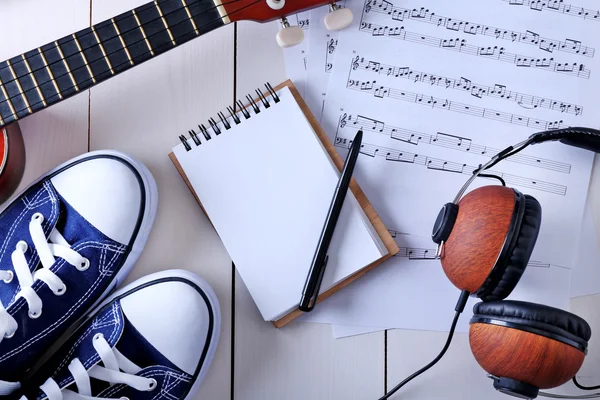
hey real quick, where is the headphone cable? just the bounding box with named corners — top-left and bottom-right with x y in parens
top-left (573, 377), bottom-right (600, 391)
top-left (377, 290), bottom-right (470, 400)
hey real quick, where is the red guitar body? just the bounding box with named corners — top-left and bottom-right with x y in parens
top-left (0, 124), bottom-right (25, 204)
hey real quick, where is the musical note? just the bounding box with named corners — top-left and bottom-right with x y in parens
top-left (352, 115), bottom-right (385, 132)
top-left (366, 0), bottom-right (595, 56)
top-left (504, 0), bottom-right (600, 23)
top-left (335, 138), bottom-right (567, 195)
top-left (343, 114), bottom-right (572, 173)
top-left (347, 77), bottom-right (565, 131)
top-left (352, 58), bottom-right (584, 117)
top-left (358, 23), bottom-right (591, 79)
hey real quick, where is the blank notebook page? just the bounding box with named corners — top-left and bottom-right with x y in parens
top-left (172, 87), bottom-right (387, 321)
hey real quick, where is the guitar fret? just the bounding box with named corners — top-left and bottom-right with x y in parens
top-left (72, 34), bottom-right (97, 84)
top-left (0, 0), bottom-right (227, 122)
top-left (54, 41), bottom-right (80, 91)
top-left (181, 0), bottom-right (199, 35)
top-left (91, 27), bottom-right (115, 75)
top-left (21, 55), bottom-right (47, 107)
top-left (155, 1), bottom-right (177, 46)
top-left (38, 48), bottom-right (63, 100)
top-left (213, 0), bottom-right (231, 24)
top-left (5, 61), bottom-right (32, 114)
top-left (0, 79), bottom-right (17, 121)
top-left (111, 18), bottom-right (134, 66)
top-left (132, 10), bottom-right (155, 56)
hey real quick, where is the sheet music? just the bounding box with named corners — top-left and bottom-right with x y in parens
top-left (299, 233), bottom-right (571, 333)
top-left (282, 12), bottom-right (310, 97)
top-left (318, 0), bottom-right (600, 272)
top-left (305, 4), bottom-right (346, 120)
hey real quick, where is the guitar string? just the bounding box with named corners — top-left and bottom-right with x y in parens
top-left (0, 0), bottom-right (252, 119)
top-left (0, 0), bottom-right (243, 86)
top-left (0, 0), bottom-right (262, 119)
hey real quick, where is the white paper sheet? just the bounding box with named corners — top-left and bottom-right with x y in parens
top-left (317, 0), bottom-right (599, 274)
top-left (300, 233), bottom-right (571, 332)
top-left (570, 199), bottom-right (600, 297)
top-left (305, 4), bottom-right (346, 120)
top-left (172, 87), bottom-right (387, 321)
top-left (282, 12), bottom-right (310, 97)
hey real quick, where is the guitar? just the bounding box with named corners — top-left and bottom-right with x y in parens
top-left (0, 0), bottom-right (335, 202)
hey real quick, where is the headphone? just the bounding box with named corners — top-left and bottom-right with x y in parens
top-left (428, 127), bottom-right (600, 399)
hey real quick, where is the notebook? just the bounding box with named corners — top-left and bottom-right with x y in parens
top-left (170, 80), bottom-right (398, 327)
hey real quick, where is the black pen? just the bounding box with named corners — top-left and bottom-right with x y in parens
top-left (299, 130), bottom-right (364, 312)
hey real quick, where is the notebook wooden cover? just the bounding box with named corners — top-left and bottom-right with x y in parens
top-left (169, 80), bottom-right (399, 328)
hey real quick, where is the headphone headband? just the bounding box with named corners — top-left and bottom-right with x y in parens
top-left (432, 126), bottom-right (600, 246)
top-left (529, 127), bottom-right (600, 153)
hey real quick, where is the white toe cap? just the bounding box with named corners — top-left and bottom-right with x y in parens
top-left (51, 155), bottom-right (144, 245)
top-left (120, 278), bottom-right (215, 375)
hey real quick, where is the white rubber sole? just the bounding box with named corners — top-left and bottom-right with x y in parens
top-left (89, 269), bottom-right (222, 396)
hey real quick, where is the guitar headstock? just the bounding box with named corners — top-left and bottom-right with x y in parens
top-left (222, 0), bottom-right (353, 47)
top-left (223, 0), bottom-right (330, 23)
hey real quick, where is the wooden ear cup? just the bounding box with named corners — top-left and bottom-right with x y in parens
top-left (469, 301), bottom-right (591, 398)
top-left (469, 324), bottom-right (586, 397)
top-left (440, 186), bottom-right (518, 294)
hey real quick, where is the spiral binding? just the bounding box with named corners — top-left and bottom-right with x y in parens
top-left (179, 82), bottom-right (280, 151)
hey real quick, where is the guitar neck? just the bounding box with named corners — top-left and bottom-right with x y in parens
top-left (0, 0), bottom-right (227, 128)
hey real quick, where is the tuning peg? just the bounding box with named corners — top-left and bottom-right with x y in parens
top-left (276, 17), bottom-right (304, 48)
top-left (324, 4), bottom-right (353, 31)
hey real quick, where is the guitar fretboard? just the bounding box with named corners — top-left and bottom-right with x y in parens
top-left (0, 0), bottom-right (225, 127)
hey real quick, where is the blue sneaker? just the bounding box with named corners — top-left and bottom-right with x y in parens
top-left (21, 270), bottom-right (220, 400)
top-left (0, 151), bottom-right (157, 394)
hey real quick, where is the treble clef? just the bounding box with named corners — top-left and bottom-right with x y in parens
top-left (365, 0), bottom-right (372, 13)
top-left (352, 56), bottom-right (360, 70)
top-left (340, 113), bottom-right (348, 128)
top-left (328, 39), bottom-right (336, 54)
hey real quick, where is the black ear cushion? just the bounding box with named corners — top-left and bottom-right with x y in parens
top-left (480, 195), bottom-right (541, 302)
top-left (473, 300), bottom-right (591, 344)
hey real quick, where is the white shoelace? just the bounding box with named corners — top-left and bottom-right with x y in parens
top-left (0, 212), bottom-right (89, 342)
top-left (23, 333), bottom-right (156, 400)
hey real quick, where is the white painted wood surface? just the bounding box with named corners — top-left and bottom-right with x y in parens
top-left (2, 1), bottom-right (599, 399)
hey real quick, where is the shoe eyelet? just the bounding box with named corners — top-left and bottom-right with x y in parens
top-left (16, 241), bottom-right (28, 253)
top-left (77, 258), bottom-right (90, 271)
top-left (28, 309), bottom-right (42, 319)
top-left (93, 333), bottom-right (104, 341)
top-left (4, 328), bottom-right (16, 339)
top-left (3, 271), bottom-right (13, 283)
top-left (31, 213), bottom-right (44, 223)
top-left (147, 378), bottom-right (157, 391)
top-left (54, 285), bottom-right (67, 296)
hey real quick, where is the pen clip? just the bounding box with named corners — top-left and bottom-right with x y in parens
top-left (304, 255), bottom-right (329, 312)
